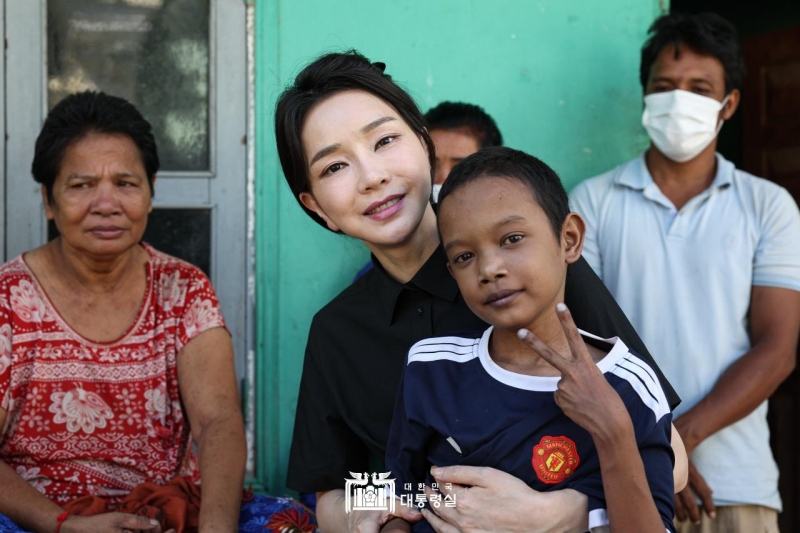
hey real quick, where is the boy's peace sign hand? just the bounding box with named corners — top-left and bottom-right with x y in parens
top-left (516, 303), bottom-right (629, 438)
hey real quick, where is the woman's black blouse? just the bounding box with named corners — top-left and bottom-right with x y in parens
top-left (286, 246), bottom-right (679, 492)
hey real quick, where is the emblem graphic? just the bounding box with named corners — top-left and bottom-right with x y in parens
top-left (344, 472), bottom-right (396, 513)
top-left (532, 436), bottom-right (580, 484)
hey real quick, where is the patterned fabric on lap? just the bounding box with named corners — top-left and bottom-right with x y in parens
top-left (0, 495), bottom-right (319, 533)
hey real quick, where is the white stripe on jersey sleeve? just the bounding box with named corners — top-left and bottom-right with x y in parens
top-left (407, 336), bottom-right (479, 365)
top-left (609, 355), bottom-right (671, 422)
top-left (587, 507), bottom-right (670, 533)
top-left (618, 356), bottom-right (670, 417)
top-left (588, 508), bottom-right (609, 532)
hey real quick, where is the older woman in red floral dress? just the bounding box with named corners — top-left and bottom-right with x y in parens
top-left (0, 92), bottom-right (316, 533)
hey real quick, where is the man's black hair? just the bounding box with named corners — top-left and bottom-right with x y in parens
top-left (437, 146), bottom-right (569, 240)
top-left (640, 12), bottom-right (744, 94)
top-left (32, 91), bottom-right (159, 202)
top-left (424, 102), bottom-right (503, 149)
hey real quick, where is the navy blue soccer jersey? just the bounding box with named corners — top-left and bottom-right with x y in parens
top-left (386, 327), bottom-right (676, 533)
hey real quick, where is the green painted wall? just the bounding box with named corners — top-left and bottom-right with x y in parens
top-left (255, 0), bottom-right (666, 493)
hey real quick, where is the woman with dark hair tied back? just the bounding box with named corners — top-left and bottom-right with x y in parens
top-left (0, 91), bottom-right (317, 533)
top-left (277, 51), bottom-right (685, 532)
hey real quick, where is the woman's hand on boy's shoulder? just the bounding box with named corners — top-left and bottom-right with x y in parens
top-left (516, 303), bottom-right (631, 441)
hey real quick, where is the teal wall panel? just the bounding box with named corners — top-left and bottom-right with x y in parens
top-left (255, 0), bottom-right (666, 493)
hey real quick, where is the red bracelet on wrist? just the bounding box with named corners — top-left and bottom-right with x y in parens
top-left (54, 511), bottom-right (69, 533)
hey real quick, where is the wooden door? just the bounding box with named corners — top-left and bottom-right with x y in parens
top-left (743, 23), bottom-right (800, 533)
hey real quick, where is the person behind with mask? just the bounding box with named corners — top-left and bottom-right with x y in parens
top-left (425, 101), bottom-right (503, 202)
top-left (570, 12), bottom-right (800, 533)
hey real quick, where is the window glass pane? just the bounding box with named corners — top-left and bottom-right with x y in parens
top-left (47, 0), bottom-right (210, 171)
top-left (48, 208), bottom-right (212, 276)
top-left (143, 209), bottom-right (212, 275)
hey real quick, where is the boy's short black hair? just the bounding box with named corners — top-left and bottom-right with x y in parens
top-left (32, 91), bottom-right (159, 203)
top-left (640, 12), bottom-right (744, 94)
top-left (424, 102), bottom-right (503, 149)
top-left (437, 146), bottom-right (569, 240)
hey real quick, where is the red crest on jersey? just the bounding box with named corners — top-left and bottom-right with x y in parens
top-left (531, 435), bottom-right (580, 484)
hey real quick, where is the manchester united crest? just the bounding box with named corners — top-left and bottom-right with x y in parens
top-left (532, 435), bottom-right (580, 484)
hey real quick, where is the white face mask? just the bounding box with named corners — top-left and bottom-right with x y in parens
top-left (432, 183), bottom-right (443, 203)
top-left (642, 89), bottom-right (730, 163)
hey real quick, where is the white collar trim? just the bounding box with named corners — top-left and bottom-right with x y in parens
top-left (477, 326), bottom-right (629, 391)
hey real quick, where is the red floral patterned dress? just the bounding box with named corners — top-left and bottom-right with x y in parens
top-left (0, 244), bottom-right (226, 504)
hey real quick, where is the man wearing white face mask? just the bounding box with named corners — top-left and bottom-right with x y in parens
top-left (571, 12), bottom-right (800, 533)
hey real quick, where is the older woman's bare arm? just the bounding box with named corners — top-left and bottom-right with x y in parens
top-left (178, 327), bottom-right (246, 533)
top-left (0, 402), bottom-right (66, 533)
top-left (0, 409), bottom-right (165, 533)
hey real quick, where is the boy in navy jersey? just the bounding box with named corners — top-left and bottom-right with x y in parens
top-left (386, 147), bottom-right (675, 533)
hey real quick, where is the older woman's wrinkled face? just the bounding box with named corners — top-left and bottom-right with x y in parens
top-left (45, 133), bottom-right (153, 259)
